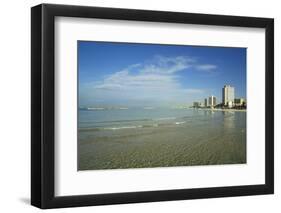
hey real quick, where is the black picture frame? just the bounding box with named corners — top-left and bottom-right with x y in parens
top-left (31, 3), bottom-right (274, 209)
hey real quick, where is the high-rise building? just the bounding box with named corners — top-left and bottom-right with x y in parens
top-left (208, 95), bottom-right (217, 107)
top-left (204, 98), bottom-right (208, 107)
top-left (222, 85), bottom-right (235, 107)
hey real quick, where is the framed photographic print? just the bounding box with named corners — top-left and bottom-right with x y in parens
top-left (31, 3), bottom-right (274, 209)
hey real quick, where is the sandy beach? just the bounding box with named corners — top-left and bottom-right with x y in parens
top-left (78, 109), bottom-right (246, 170)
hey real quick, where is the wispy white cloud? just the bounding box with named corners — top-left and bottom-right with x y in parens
top-left (80, 55), bottom-right (216, 106)
top-left (94, 71), bottom-right (179, 91)
top-left (141, 55), bottom-right (195, 74)
top-left (195, 64), bottom-right (217, 72)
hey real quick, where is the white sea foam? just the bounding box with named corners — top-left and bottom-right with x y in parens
top-left (104, 125), bottom-right (142, 130)
top-left (87, 107), bottom-right (105, 110)
top-left (175, 121), bottom-right (186, 125)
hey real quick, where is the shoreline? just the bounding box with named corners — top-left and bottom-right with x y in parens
top-left (195, 108), bottom-right (246, 112)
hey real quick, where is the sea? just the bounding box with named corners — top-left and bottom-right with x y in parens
top-left (79, 107), bottom-right (246, 132)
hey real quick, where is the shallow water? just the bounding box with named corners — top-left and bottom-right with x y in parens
top-left (78, 108), bottom-right (246, 170)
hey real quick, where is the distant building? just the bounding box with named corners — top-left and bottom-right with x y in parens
top-left (204, 98), bottom-right (208, 107)
top-left (193, 102), bottom-right (201, 108)
top-left (208, 95), bottom-right (217, 107)
top-left (234, 98), bottom-right (246, 106)
top-left (222, 85), bottom-right (235, 107)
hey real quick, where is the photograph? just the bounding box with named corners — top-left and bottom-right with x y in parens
top-left (78, 41), bottom-right (247, 171)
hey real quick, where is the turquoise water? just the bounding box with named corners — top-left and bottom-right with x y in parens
top-left (79, 108), bottom-right (240, 129)
top-left (78, 108), bottom-right (246, 170)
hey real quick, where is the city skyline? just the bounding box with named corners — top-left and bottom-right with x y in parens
top-left (78, 41), bottom-right (246, 107)
top-left (193, 84), bottom-right (246, 109)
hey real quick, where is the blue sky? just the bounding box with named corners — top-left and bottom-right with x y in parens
top-left (78, 41), bottom-right (246, 107)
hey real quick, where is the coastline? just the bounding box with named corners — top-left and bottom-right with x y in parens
top-left (195, 108), bottom-right (246, 112)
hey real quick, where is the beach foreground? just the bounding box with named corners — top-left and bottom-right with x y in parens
top-left (78, 109), bottom-right (246, 170)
